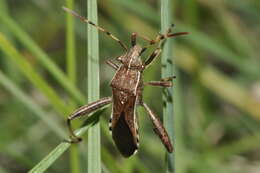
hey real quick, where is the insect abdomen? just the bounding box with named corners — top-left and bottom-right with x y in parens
top-left (112, 112), bottom-right (138, 157)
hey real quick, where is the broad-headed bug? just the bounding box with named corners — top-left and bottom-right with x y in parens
top-left (63, 7), bottom-right (188, 157)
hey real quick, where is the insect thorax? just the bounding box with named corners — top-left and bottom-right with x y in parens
top-left (119, 45), bottom-right (143, 69)
top-left (110, 45), bottom-right (144, 95)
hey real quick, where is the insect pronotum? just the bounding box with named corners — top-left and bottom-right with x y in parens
top-left (63, 7), bottom-right (188, 157)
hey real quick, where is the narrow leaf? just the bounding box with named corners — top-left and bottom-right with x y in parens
top-left (161, 0), bottom-right (175, 172)
top-left (87, 0), bottom-right (101, 172)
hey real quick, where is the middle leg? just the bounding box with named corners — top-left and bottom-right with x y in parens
top-left (144, 76), bottom-right (176, 87)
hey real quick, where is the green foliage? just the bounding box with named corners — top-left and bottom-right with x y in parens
top-left (161, 0), bottom-right (175, 172)
top-left (0, 0), bottom-right (260, 173)
top-left (87, 0), bottom-right (101, 173)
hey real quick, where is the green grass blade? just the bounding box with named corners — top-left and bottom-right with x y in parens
top-left (0, 0), bottom-right (19, 81)
top-left (87, 0), bottom-right (101, 172)
top-left (179, 26), bottom-right (260, 78)
top-left (0, 11), bottom-right (85, 104)
top-left (172, 75), bottom-right (187, 173)
top-left (161, 0), bottom-right (175, 172)
top-left (0, 70), bottom-right (66, 138)
top-left (28, 107), bottom-right (108, 173)
top-left (64, 0), bottom-right (80, 172)
top-left (28, 126), bottom-right (89, 173)
top-left (206, 133), bottom-right (260, 159)
top-left (109, 0), bottom-right (260, 79)
top-left (66, 0), bottom-right (76, 84)
top-left (0, 0), bottom-right (8, 17)
top-left (175, 47), bottom-right (260, 119)
top-left (0, 33), bottom-right (70, 116)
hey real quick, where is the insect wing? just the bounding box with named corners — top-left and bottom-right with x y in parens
top-left (111, 89), bottom-right (139, 157)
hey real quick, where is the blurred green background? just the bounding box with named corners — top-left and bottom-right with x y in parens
top-left (0, 0), bottom-right (260, 172)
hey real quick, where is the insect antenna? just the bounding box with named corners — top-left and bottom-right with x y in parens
top-left (62, 7), bottom-right (128, 51)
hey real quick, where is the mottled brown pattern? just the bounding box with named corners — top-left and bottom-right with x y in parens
top-left (110, 67), bottom-right (140, 95)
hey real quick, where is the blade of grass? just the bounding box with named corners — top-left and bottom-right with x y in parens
top-left (87, 0), bottom-right (101, 172)
top-left (205, 132), bottom-right (260, 159)
top-left (173, 73), bottom-right (188, 173)
top-left (0, 0), bottom-right (20, 82)
top-left (5, 121), bottom-right (54, 161)
top-left (0, 32), bottom-right (71, 116)
top-left (28, 127), bottom-right (88, 173)
top-left (0, 11), bottom-right (85, 104)
top-left (161, 0), bottom-right (175, 172)
top-left (0, 70), bottom-right (66, 138)
top-left (28, 107), bottom-right (108, 173)
top-left (66, 0), bottom-right (76, 84)
top-left (175, 47), bottom-right (260, 119)
top-left (64, 1), bottom-right (80, 172)
top-left (108, 0), bottom-right (260, 79)
top-left (200, 0), bottom-right (255, 57)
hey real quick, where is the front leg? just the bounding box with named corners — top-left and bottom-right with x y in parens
top-left (106, 59), bottom-right (119, 70)
top-left (67, 97), bottom-right (112, 142)
top-left (142, 102), bottom-right (173, 153)
top-left (144, 48), bottom-right (162, 68)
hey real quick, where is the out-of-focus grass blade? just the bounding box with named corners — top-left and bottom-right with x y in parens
top-left (176, 47), bottom-right (260, 119)
top-left (0, 70), bottom-right (66, 138)
top-left (0, 0), bottom-right (19, 81)
top-left (199, 0), bottom-right (256, 60)
top-left (172, 73), bottom-right (188, 173)
top-left (0, 0), bottom-right (7, 13)
top-left (28, 108), bottom-right (108, 173)
top-left (206, 133), bottom-right (260, 159)
top-left (28, 127), bottom-right (87, 173)
top-left (65, 0), bottom-right (76, 84)
top-left (161, 0), bottom-right (175, 172)
top-left (111, 0), bottom-right (158, 24)
top-left (0, 33), bottom-right (70, 116)
top-left (109, 0), bottom-right (260, 78)
top-left (0, 11), bottom-right (85, 104)
top-left (0, 166), bottom-right (7, 173)
top-left (177, 24), bottom-right (260, 79)
top-left (64, 1), bottom-right (80, 172)
top-left (87, 0), bottom-right (101, 172)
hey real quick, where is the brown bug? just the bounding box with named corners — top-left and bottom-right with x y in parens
top-left (63, 7), bottom-right (188, 157)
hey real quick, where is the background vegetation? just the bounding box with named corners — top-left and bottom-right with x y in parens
top-left (0, 0), bottom-right (260, 172)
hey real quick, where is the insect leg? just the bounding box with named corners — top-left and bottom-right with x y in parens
top-left (106, 59), bottom-right (119, 70)
top-left (144, 81), bottom-right (172, 87)
top-left (62, 7), bottom-right (128, 51)
top-left (142, 102), bottom-right (173, 153)
top-left (144, 76), bottom-right (176, 87)
top-left (67, 97), bottom-right (112, 143)
top-left (131, 32), bottom-right (153, 47)
top-left (149, 29), bottom-right (188, 46)
top-left (144, 48), bottom-right (161, 67)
